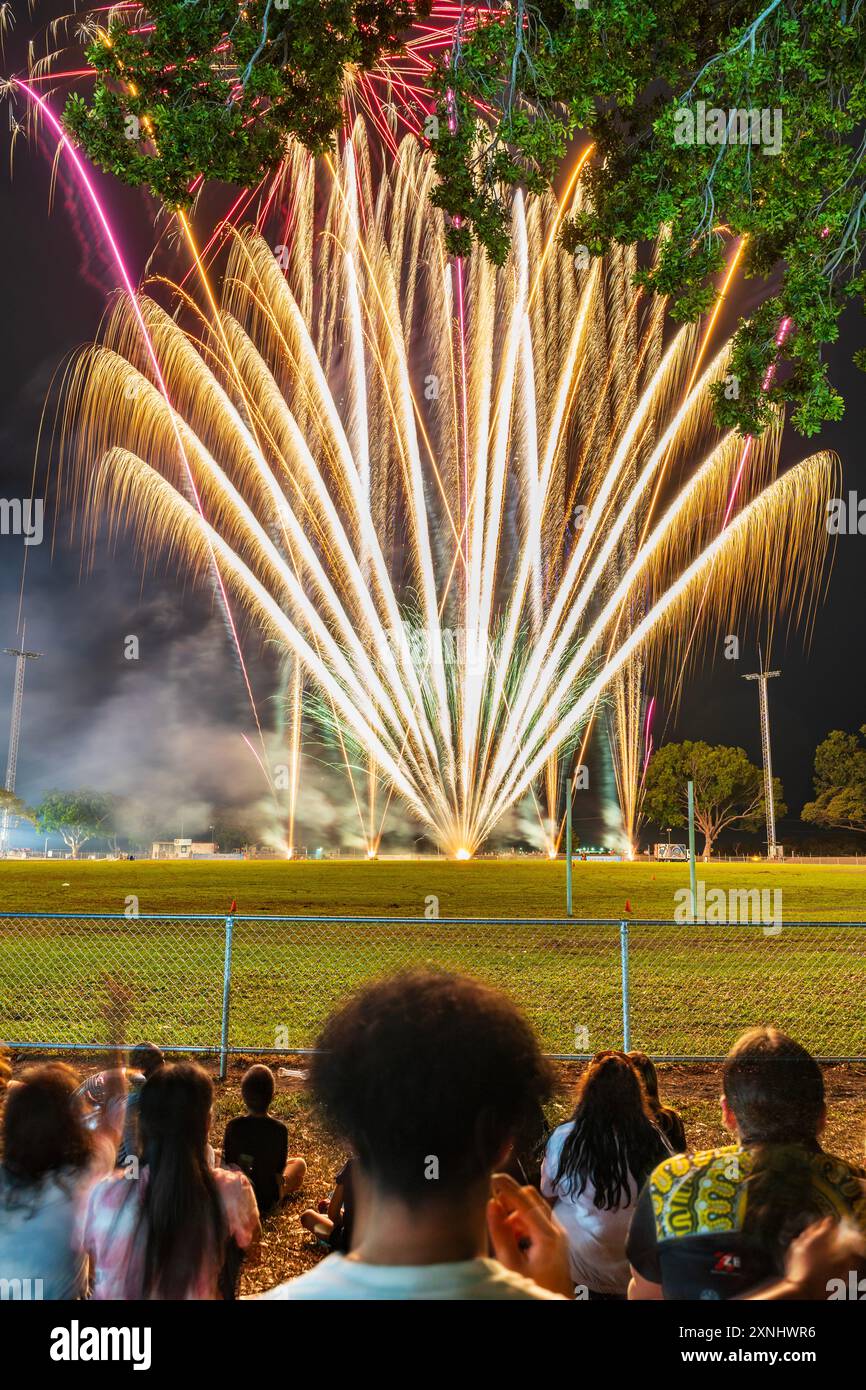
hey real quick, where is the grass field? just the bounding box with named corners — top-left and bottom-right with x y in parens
top-left (1, 859), bottom-right (865, 1059)
top-left (3, 854), bottom-right (866, 917)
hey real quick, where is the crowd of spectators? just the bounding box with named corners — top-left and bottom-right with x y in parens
top-left (1, 971), bottom-right (865, 1300)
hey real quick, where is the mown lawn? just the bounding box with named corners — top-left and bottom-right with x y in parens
top-left (3, 855), bottom-right (866, 919)
top-left (1, 859), bottom-right (865, 1059)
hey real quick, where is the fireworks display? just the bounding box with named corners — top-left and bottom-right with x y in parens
top-left (54, 125), bottom-right (836, 856)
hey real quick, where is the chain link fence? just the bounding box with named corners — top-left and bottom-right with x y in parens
top-left (1, 913), bottom-right (864, 1073)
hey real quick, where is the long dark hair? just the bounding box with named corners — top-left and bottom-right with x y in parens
top-left (627, 1051), bottom-right (661, 1106)
top-left (552, 1051), bottom-right (669, 1210)
top-left (130, 1063), bottom-right (226, 1299)
top-left (2, 1064), bottom-right (92, 1201)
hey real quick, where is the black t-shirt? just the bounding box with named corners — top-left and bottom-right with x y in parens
top-left (626, 1143), bottom-right (866, 1300)
top-left (626, 1181), bottom-right (776, 1299)
top-left (222, 1113), bottom-right (289, 1216)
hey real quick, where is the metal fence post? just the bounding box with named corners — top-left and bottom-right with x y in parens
top-left (219, 912), bottom-right (235, 1081)
top-left (620, 919), bottom-right (631, 1051)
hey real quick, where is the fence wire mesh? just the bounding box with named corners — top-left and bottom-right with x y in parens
top-left (0, 914), bottom-right (863, 1063)
top-left (625, 920), bottom-right (866, 1060)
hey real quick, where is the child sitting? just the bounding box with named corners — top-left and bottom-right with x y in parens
top-left (222, 1065), bottom-right (306, 1217)
top-left (300, 1156), bottom-right (355, 1252)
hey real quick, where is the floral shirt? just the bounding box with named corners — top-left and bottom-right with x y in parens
top-left (84, 1165), bottom-right (260, 1299)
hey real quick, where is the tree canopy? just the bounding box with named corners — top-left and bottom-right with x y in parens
top-left (63, 2), bottom-right (866, 437)
top-left (63, 0), bottom-right (421, 204)
top-left (435, 0), bottom-right (866, 438)
top-left (643, 739), bottom-right (785, 858)
top-left (801, 725), bottom-right (866, 833)
top-left (33, 790), bottom-right (114, 857)
top-left (0, 789), bottom-right (31, 822)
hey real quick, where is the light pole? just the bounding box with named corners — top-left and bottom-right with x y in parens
top-left (1, 641), bottom-right (42, 854)
top-left (565, 774), bottom-right (575, 916)
top-left (687, 780), bottom-right (697, 920)
top-left (744, 655), bottom-right (781, 859)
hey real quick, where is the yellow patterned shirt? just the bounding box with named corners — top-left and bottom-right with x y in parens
top-left (626, 1144), bottom-right (866, 1300)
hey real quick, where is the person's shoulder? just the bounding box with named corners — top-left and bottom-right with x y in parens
top-left (91, 1168), bottom-right (132, 1200)
top-left (477, 1259), bottom-right (566, 1300)
top-left (213, 1165), bottom-right (255, 1198)
top-left (545, 1120), bottom-right (573, 1154)
top-left (814, 1149), bottom-right (866, 1181)
top-left (264, 1113), bottom-right (288, 1133)
top-left (88, 1132), bottom-right (122, 1182)
top-left (811, 1150), bottom-right (866, 1218)
top-left (85, 1170), bottom-right (136, 1233)
top-left (255, 1255), bottom-right (348, 1300)
top-left (649, 1144), bottom-right (741, 1195)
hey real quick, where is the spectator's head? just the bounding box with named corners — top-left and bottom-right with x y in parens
top-left (554, 1050), bottom-right (666, 1209)
top-left (2, 1063), bottom-right (91, 1185)
top-left (139, 1061), bottom-right (213, 1162)
top-left (627, 1050), bottom-right (660, 1104)
top-left (135, 1063), bottom-right (224, 1298)
top-left (241, 1064), bottom-right (275, 1116)
top-left (310, 970), bottom-right (553, 1205)
top-left (722, 1027), bottom-right (825, 1145)
top-left (130, 1042), bottom-right (164, 1079)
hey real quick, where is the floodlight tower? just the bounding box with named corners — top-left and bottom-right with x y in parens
top-left (1, 643), bottom-right (42, 853)
top-left (743, 655), bottom-right (780, 859)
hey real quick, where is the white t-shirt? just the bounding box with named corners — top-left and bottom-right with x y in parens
top-left (541, 1121), bottom-right (639, 1296)
top-left (0, 1132), bottom-right (116, 1300)
top-left (259, 1254), bottom-right (565, 1300)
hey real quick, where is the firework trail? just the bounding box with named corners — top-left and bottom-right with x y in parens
top-left (59, 126), bottom-right (836, 855)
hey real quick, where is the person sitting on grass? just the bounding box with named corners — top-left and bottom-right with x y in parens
top-left (84, 1062), bottom-right (260, 1299)
top-left (0, 1062), bottom-right (122, 1299)
top-left (77, 1042), bottom-right (165, 1166)
top-left (627, 1051), bottom-right (687, 1154)
top-left (259, 969), bottom-right (573, 1300)
top-left (627, 1026), bottom-right (866, 1301)
top-left (222, 1064), bottom-right (306, 1219)
top-left (541, 1050), bottom-right (670, 1298)
top-left (300, 1155), bottom-right (356, 1252)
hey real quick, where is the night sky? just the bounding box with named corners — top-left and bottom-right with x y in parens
top-left (2, 9), bottom-right (864, 853)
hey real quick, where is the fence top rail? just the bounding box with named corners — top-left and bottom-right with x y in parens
top-left (0, 911), bottom-right (622, 925)
top-left (1, 912), bottom-right (866, 927)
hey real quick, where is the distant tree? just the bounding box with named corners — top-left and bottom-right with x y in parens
top-left (0, 789), bottom-right (32, 822)
top-left (644, 740), bottom-right (785, 859)
top-left (801, 726), bottom-right (866, 834)
top-left (33, 790), bottom-right (114, 859)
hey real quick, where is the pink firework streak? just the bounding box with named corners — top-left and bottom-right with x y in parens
top-left (14, 79), bottom-right (272, 776)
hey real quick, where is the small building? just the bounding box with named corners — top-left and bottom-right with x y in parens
top-left (151, 838), bottom-right (217, 860)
